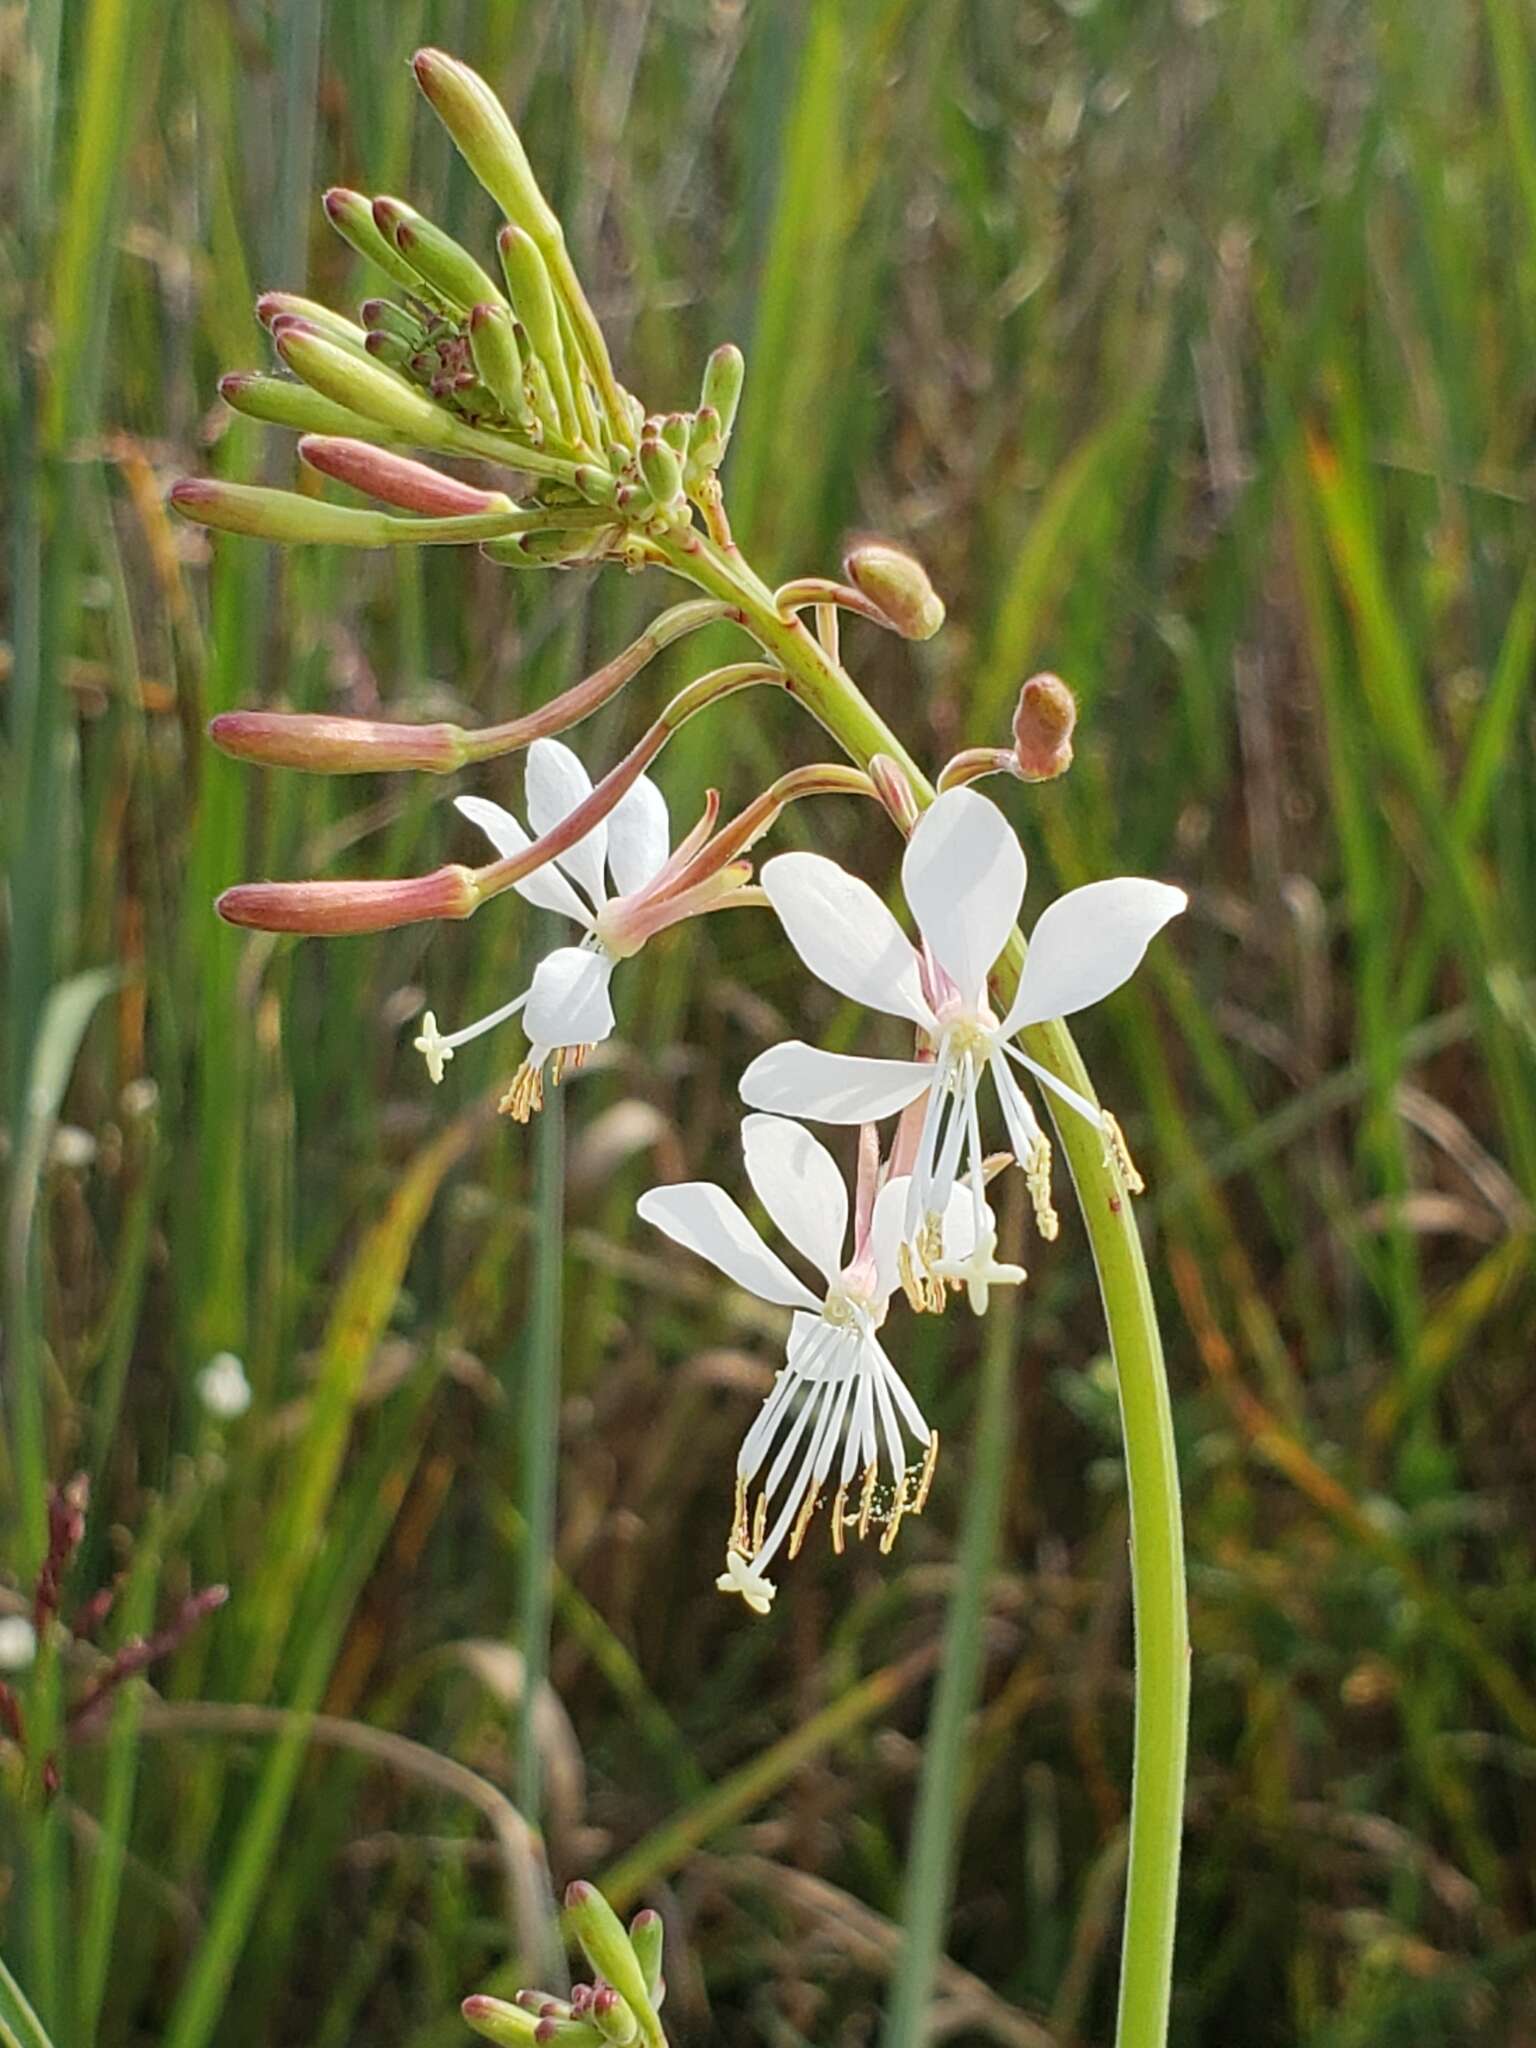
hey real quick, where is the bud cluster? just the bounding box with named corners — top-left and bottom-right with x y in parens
top-left (462, 1886), bottom-right (668, 2047)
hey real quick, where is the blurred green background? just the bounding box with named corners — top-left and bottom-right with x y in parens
top-left (5, 1), bottom-right (1536, 2043)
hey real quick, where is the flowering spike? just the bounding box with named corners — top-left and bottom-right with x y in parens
top-left (217, 865), bottom-right (479, 935)
top-left (1011, 671), bottom-right (1077, 781)
top-left (297, 436), bottom-right (513, 517)
top-left (321, 186), bottom-right (425, 294)
top-left (843, 538), bottom-right (945, 640)
top-left (209, 710), bottom-right (469, 776)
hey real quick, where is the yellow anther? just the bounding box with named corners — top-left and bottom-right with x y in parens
top-left (831, 1485), bottom-right (847, 1554)
top-left (857, 1460), bottom-right (879, 1542)
top-left (1103, 1111), bottom-right (1145, 1195)
top-left (499, 1060), bottom-right (544, 1121)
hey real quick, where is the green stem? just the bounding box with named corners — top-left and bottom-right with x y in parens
top-left (660, 528), bottom-right (1189, 2048)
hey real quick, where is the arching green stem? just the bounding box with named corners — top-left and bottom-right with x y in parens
top-left (658, 527), bottom-right (1189, 2048)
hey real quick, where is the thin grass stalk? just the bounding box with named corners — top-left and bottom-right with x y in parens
top-left (881, 1193), bottom-right (1022, 2047)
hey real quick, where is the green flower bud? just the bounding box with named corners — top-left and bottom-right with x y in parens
top-left (411, 49), bottom-right (562, 247)
top-left (687, 404), bottom-right (723, 471)
top-left (256, 294), bottom-right (370, 356)
top-left (588, 1989), bottom-right (637, 2046)
top-left (660, 412), bottom-right (690, 455)
top-left (169, 478), bottom-right (518, 549)
top-left (563, 1883), bottom-right (658, 2035)
top-left (498, 226), bottom-right (577, 436)
top-left (638, 436), bottom-right (682, 507)
top-left (274, 326), bottom-right (518, 465)
top-left (468, 303), bottom-right (535, 430)
top-left (384, 201), bottom-right (507, 316)
top-left (362, 329), bottom-right (414, 372)
top-left (360, 298), bottom-right (424, 343)
top-left (626, 1911), bottom-right (664, 2000)
top-left (700, 343), bottom-right (744, 443)
top-left (843, 537), bottom-right (946, 640)
top-left (322, 187), bottom-right (424, 295)
top-left (461, 1994), bottom-right (540, 2045)
top-left (218, 372), bottom-right (398, 442)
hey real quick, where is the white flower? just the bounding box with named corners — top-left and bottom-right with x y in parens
top-left (739, 787), bottom-right (1184, 1282)
top-left (415, 738), bottom-right (679, 1120)
top-left (197, 1350), bottom-right (253, 1420)
top-left (0, 1615), bottom-right (37, 1672)
top-left (638, 1115), bottom-right (963, 1613)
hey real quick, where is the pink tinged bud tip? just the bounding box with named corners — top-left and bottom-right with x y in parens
top-left (1011, 671), bottom-right (1077, 780)
top-left (209, 709), bottom-right (467, 775)
top-left (297, 436), bottom-right (509, 517)
top-left (217, 864), bottom-right (478, 935)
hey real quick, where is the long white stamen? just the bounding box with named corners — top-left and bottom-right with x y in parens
top-left (438, 985), bottom-right (531, 1052)
top-left (904, 1047), bottom-right (952, 1237)
top-left (1000, 1038), bottom-right (1107, 1129)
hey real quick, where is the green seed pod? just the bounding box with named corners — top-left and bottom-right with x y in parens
top-left (322, 188), bottom-right (423, 294)
top-left (498, 226), bottom-right (577, 436)
top-left (389, 204), bottom-right (508, 316)
top-left (700, 343), bottom-right (744, 444)
top-left (638, 436), bottom-right (682, 507)
top-left (563, 1884), bottom-right (658, 2034)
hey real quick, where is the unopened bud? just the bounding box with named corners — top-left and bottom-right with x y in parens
top-left (638, 436), bottom-right (682, 506)
top-left (627, 1911), bottom-right (664, 2000)
top-left (385, 201), bottom-right (506, 315)
top-left (844, 539), bottom-right (945, 640)
top-left (461, 1994), bottom-right (540, 2045)
top-left (497, 226), bottom-right (575, 429)
top-left (170, 478), bottom-right (514, 550)
top-left (275, 326), bottom-right (504, 459)
top-left (868, 753), bottom-right (922, 832)
top-left (482, 527), bottom-right (614, 569)
top-left (588, 1989), bottom-right (637, 2046)
top-left (563, 1883), bottom-right (657, 2033)
top-left (660, 412), bottom-right (690, 455)
top-left (209, 709), bottom-right (469, 775)
top-left (218, 372), bottom-right (394, 442)
top-left (362, 329), bottom-right (413, 372)
top-left (700, 343), bottom-right (744, 444)
top-left (256, 294), bottom-right (369, 354)
top-left (216, 864), bottom-right (479, 935)
top-left (1011, 671), bottom-right (1076, 781)
top-left (412, 48), bottom-right (562, 246)
top-left (532, 2023), bottom-right (602, 2047)
top-left (322, 187), bottom-right (424, 294)
top-left (297, 436), bottom-right (513, 517)
top-left (468, 303), bottom-right (534, 426)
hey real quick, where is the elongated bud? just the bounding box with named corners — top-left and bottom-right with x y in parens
top-left (844, 538), bottom-right (945, 640)
top-left (869, 753), bottom-right (922, 833)
top-left (700, 343), bottom-right (744, 443)
top-left (638, 435), bottom-right (682, 507)
top-left (297, 436), bottom-right (512, 517)
top-left (532, 2023), bottom-right (602, 2047)
top-left (687, 404), bottom-right (723, 472)
top-left (563, 1884), bottom-right (657, 2032)
top-left (468, 303), bottom-right (535, 427)
top-left (170, 478), bottom-right (517, 549)
top-left (217, 865), bottom-right (479, 935)
top-left (385, 200), bottom-right (507, 314)
top-left (411, 48), bottom-right (562, 245)
top-left (256, 294), bottom-right (369, 355)
top-left (588, 1989), bottom-right (637, 2046)
top-left (660, 412), bottom-right (690, 455)
top-left (1011, 671), bottom-right (1077, 781)
top-left (322, 187), bottom-right (425, 294)
top-left (275, 326), bottom-right (498, 456)
top-left (627, 1911), bottom-right (664, 1999)
top-left (218, 372), bottom-right (396, 442)
top-left (461, 1995), bottom-right (540, 2045)
top-left (498, 226), bottom-right (576, 431)
top-left (361, 298), bottom-right (423, 343)
top-left (209, 710), bottom-right (469, 775)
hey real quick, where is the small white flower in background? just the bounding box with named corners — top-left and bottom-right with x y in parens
top-left (739, 786), bottom-right (1184, 1300)
top-left (0, 1615), bottom-right (38, 1671)
top-left (197, 1351), bottom-right (253, 1421)
top-left (416, 738), bottom-right (745, 1121)
top-left (637, 1114), bottom-right (993, 1615)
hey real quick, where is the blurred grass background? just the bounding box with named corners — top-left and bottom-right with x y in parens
top-left (5, 1), bottom-right (1536, 2043)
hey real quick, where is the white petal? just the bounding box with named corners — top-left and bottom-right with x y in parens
top-left (741, 1114), bottom-right (848, 1285)
top-left (868, 1176), bottom-right (912, 1304)
top-left (740, 1042), bottom-right (934, 1124)
top-left (902, 788), bottom-right (1025, 1007)
top-left (1003, 877), bottom-right (1186, 1031)
top-left (761, 853), bottom-right (934, 1028)
top-left (636, 1183), bottom-right (821, 1311)
top-left (454, 795), bottom-right (592, 927)
top-left (523, 945), bottom-right (615, 1049)
top-left (605, 774), bottom-right (670, 897)
top-left (524, 738), bottom-right (608, 913)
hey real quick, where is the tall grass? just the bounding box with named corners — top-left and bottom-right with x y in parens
top-left (2, 3), bottom-right (1534, 2044)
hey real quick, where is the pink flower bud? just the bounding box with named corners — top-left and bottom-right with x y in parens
top-left (1011, 671), bottom-right (1077, 781)
top-left (843, 538), bottom-right (945, 640)
top-left (209, 710), bottom-right (469, 775)
top-left (297, 437), bottom-right (509, 517)
top-left (217, 865), bottom-right (479, 935)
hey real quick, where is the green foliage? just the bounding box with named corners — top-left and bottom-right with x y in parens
top-left (3, 3), bottom-right (1535, 2046)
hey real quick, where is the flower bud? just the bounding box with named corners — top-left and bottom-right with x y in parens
top-left (297, 436), bottom-right (513, 517)
top-left (170, 478), bottom-right (392, 546)
top-left (626, 1911), bottom-right (664, 1999)
top-left (461, 1995), bottom-right (540, 2045)
top-left (209, 710), bottom-right (469, 775)
top-left (563, 1883), bottom-right (657, 2033)
top-left (385, 201), bottom-right (506, 315)
top-left (218, 372), bottom-right (393, 442)
top-left (638, 435), bottom-right (682, 507)
top-left (322, 187), bottom-right (424, 294)
top-left (497, 226), bottom-right (576, 430)
top-left (588, 1989), bottom-right (637, 2046)
top-left (412, 48), bottom-right (563, 246)
top-left (700, 343), bottom-right (744, 443)
top-left (468, 303), bottom-right (535, 428)
top-left (843, 538), bottom-right (945, 640)
top-left (216, 865), bottom-right (479, 935)
top-left (256, 294), bottom-right (369, 354)
top-left (1011, 671), bottom-right (1077, 781)
top-left (660, 412), bottom-right (690, 456)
